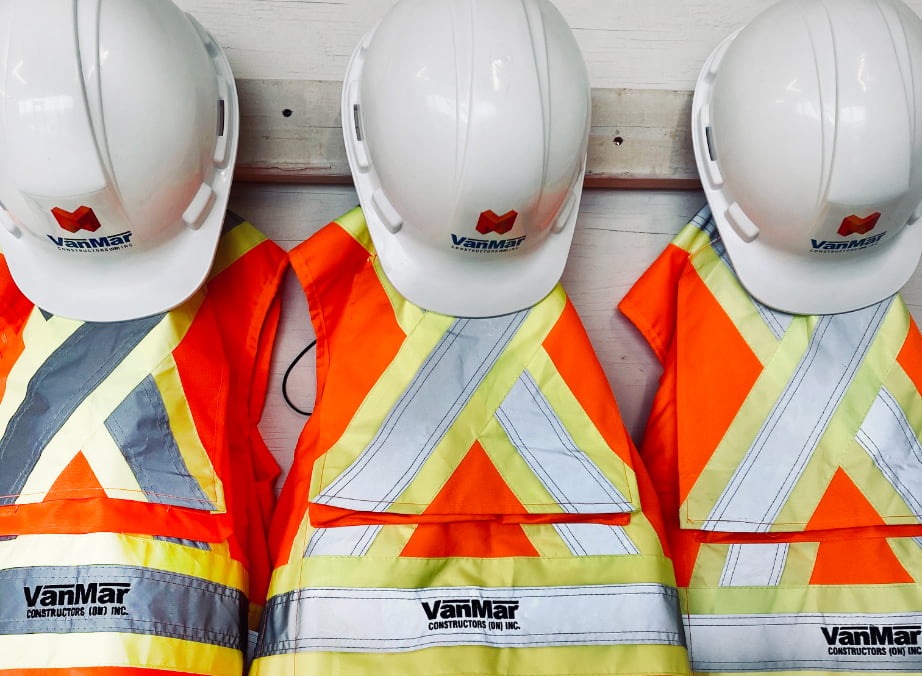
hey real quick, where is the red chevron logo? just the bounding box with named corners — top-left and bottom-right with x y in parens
top-left (476, 209), bottom-right (518, 235)
top-left (52, 206), bottom-right (102, 234)
top-left (837, 212), bottom-right (881, 237)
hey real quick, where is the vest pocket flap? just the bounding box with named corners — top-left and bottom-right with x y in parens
top-left (0, 311), bottom-right (225, 515)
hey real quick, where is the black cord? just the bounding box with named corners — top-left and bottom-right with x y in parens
top-left (281, 339), bottom-right (317, 416)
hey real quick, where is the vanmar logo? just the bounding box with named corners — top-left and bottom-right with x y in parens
top-left (822, 624), bottom-right (922, 658)
top-left (838, 212), bottom-right (881, 237)
top-left (47, 231), bottom-right (134, 253)
top-left (422, 598), bottom-right (522, 632)
top-left (52, 206), bottom-right (102, 234)
top-left (22, 582), bottom-right (132, 619)
top-left (811, 231), bottom-right (886, 253)
top-left (450, 233), bottom-right (526, 253)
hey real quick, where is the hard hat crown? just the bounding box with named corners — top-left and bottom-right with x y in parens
top-left (0, 0), bottom-right (238, 321)
top-left (693, 0), bottom-right (922, 314)
top-left (344, 0), bottom-right (590, 317)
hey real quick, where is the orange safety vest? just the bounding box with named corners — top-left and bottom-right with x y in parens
top-left (620, 205), bottom-right (922, 674)
top-left (252, 207), bottom-right (689, 676)
top-left (0, 213), bottom-right (287, 675)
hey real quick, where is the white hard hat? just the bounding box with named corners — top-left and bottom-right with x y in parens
top-left (343, 0), bottom-right (591, 318)
top-left (0, 0), bottom-right (238, 322)
top-left (692, 0), bottom-right (922, 315)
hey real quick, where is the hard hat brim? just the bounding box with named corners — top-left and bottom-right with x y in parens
top-left (367, 206), bottom-right (579, 318)
top-left (719, 218), bottom-right (922, 315)
top-left (0, 209), bottom-right (225, 322)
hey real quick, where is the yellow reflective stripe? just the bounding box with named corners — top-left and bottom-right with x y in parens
top-left (0, 632), bottom-right (241, 674)
top-left (690, 236), bottom-right (786, 365)
top-left (82, 424), bottom-right (147, 500)
top-left (251, 643), bottom-right (690, 676)
top-left (683, 580), bottom-right (922, 616)
top-left (334, 206), bottom-right (375, 254)
top-left (672, 215), bottom-right (714, 255)
top-left (207, 220), bottom-right (268, 280)
top-left (0, 533), bottom-right (247, 591)
top-left (363, 523), bottom-right (416, 557)
top-left (268, 532), bottom-right (677, 600)
top-left (151, 353), bottom-right (224, 510)
top-left (691, 538), bottom-right (922, 589)
top-left (374, 257), bottom-right (428, 335)
top-left (290, 549), bottom-right (677, 589)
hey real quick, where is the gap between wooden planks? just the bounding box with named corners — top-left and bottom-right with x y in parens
top-left (233, 79), bottom-right (700, 190)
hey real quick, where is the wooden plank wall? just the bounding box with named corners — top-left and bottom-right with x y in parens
top-left (175, 0), bottom-right (922, 484)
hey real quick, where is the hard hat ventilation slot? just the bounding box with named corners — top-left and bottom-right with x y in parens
top-left (0, 202), bottom-right (21, 238)
top-left (705, 125), bottom-right (716, 162)
top-left (353, 104), bottom-right (364, 142)
top-left (217, 99), bottom-right (226, 137)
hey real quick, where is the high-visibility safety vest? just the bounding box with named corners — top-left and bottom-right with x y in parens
top-left (251, 207), bottom-right (690, 676)
top-left (0, 214), bottom-right (287, 675)
top-left (620, 204), bottom-right (922, 674)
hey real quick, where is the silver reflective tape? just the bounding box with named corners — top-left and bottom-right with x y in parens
top-left (718, 543), bottom-right (787, 587)
top-left (705, 300), bottom-right (891, 531)
top-left (553, 523), bottom-right (640, 556)
top-left (314, 311), bottom-right (529, 511)
top-left (495, 372), bottom-right (633, 513)
top-left (106, 375), bottom-right (215, 511)
top-left (0, 314), bottom-right (165, 505)
top-left (687, 612), bottom-right (922, 672)
top-left (856, 387), bottom-right (922, 517)
top-left (304, 525), bottom-right (381, 558)
top-left (257, 582), bottom-right (683, 656)
top-left (0, 564), bottom-right (244, 649)
top-left (152, 536), bottom-right (211, 551)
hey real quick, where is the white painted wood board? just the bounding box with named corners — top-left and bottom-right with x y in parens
top-left (176, 0), bottom-right (922, 90)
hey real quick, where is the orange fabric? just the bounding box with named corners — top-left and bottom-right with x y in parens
top-left (0, 497), bottom-right (232, 540)
top-left (621, 244), bottom-right (763, 511)
top-left (543, 299), bottom-right (636, 469)
top-left (43, 451), bottom-right (107, 502)
top-left (422, 441), bottom-right (532, 516)
top-left (810, 537), bottom-right (913, 585)
top-left (617, 242), bottom-right (691, 363)
top-left (807, 469), bottom-right (912, 584)
top-left (675, 269), bottom-right (763, 509)
top-left (402, 520), bottom-right (540, 558)
top-left (269, 224), bottom-right (409, 561)
top-left (399, 442), bottom-right (564, 558)
top-left (0, 265), bottom-right (30, 404)
top-left (807, 467), bottom-right (888, 531)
